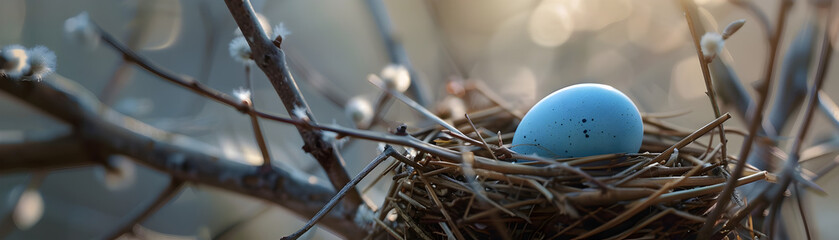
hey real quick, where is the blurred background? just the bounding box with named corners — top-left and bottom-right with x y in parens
top-left (1, 0), bottom-right (838, 239)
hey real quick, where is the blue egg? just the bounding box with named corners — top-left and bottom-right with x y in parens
top-left (511, 83), bottom-right (643, 158)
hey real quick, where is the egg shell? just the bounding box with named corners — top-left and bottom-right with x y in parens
top-left (511, 83), bottom-right (643, 158)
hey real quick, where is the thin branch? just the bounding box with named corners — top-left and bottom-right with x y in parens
top-left (365, 0), bottom-right (431, 106)
top-left (104, 178), bottom-right (185, 240)
top-left (698, 0), bottom-right (793, 237)
top-left (715, 196), bottom-right (766, 237)
top-left (242, 66), bottom-right (272, 171)
top-left (792, 184), bottom-right (813, 240)
top-left (248, 104), bottom-right (272, 171)
top-left (282, 146), bottom-right (396, 240)
top-left (361, 90), bottom-right (395, 130)
top-left (681, 0), bottom-right (729, 175)
top-left (92, 22), bottom-right (250, 114)
top-left (223, 0), bottom-right (362, 208)
top-left (464, 114), bottom-right (496, 160)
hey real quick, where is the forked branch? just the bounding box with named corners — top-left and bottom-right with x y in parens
top-left (223, 0), bottom-right (362, 208)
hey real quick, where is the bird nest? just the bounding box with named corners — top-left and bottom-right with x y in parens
top-left (367, 93), bottom-right (770, 239)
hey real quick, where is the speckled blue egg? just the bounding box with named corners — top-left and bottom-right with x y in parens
top-left (512, 83), bottom-right (643, 158)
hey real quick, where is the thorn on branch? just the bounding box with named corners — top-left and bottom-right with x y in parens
top-left (273, 38), bottom-right (283, 48)
top-left (395, 124), bottom-right (408, 136)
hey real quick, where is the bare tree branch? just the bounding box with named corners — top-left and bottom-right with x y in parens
top-left (365, 0), bottom-right (431, 107)
top-left (222, 0), bottom-right (362, 209)
top-left (698, 0), bottom-right (793, 237)
top-left (0, 75), bottom-right (365, 239)
top-left (680, 0), bottom-right (728, 184)
top-left (763, 9), bottom-right (832, 238)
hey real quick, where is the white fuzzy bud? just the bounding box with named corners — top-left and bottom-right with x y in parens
top-left (321, 130), bottom-right (347, 148)
top-left (292, 106), bottom-right (310, 122)
top-left (9, 187), bottom-right (44, 230)
top-left (1, 45), bottom-right (29, 79)
top-left (700, 32), bottom-right (725, 59)
top-left (229, 36), bottom-right (252, 65)
top-left (380, 64), bottom-right (411, 92)
top-left (272, 22), bottom-right (291, 40)
top-left (345, 97), bottom-right (373, 127)
top-left (64, 12), bottom-right (100, 48)
top-left (233, 87), bottom-right (252, 103)
top-left (25, 46), bottom-right (56, 80)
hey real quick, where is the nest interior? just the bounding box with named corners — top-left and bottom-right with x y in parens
top-left (367, 88), bottom-right (769, 240)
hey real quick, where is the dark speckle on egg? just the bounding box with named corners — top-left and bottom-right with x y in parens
top-left (585, 134), bottom-right (589, 138)
top-left (582, 119), bottom-right (587, 123)
top-left (583, 130), bottom-right (588, 133)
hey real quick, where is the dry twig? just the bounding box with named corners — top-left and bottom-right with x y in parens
top-left (223, 0), bottom-right (362, 207)
top-left (698, 1), bottom-right (793, 237)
